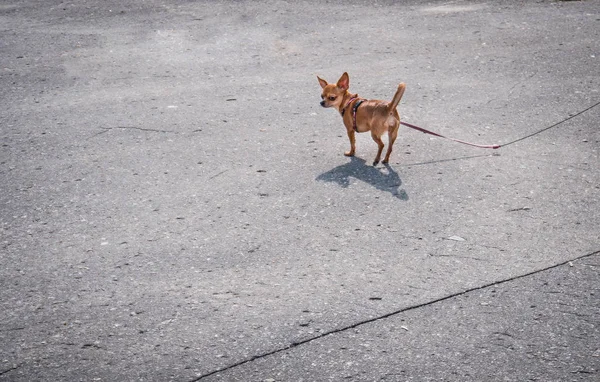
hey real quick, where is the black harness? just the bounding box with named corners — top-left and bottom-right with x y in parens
top-left (341, 96), bottom-right (365, 132)
top-left (351, 100), bottom-right (365, 132)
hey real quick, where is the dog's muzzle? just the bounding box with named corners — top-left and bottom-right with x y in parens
top-left (320, 101), bottom-right (326, 107)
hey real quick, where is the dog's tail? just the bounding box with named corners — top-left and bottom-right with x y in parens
top-left (387, 82), bottom-right (406, 114)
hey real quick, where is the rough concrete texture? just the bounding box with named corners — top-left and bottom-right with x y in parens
top-left (1, 0), bottom-right (599, 381)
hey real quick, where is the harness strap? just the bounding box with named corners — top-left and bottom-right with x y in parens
top-left (340, 95), bottom-right (358, 117)
top-left (352, 100), bottom-right (365, 132)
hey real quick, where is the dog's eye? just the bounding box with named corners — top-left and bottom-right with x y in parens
top-left (321, 95), bottom-right (325, 100)
top-left (328, 96), bottom-right (336, 101)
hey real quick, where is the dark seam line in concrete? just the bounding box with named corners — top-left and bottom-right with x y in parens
top-left (0, 364), bottom-right (20, 377)
top-left (191, 249), bottom-right (600, 381)
top-left (86, 128), bottom-right (111, 140)
top-left (88, 126), bottom-right (177, 139)
top-left (112, 126), bottom-right (177, 133)
top-left (500, 99), bottom-right (600, 148)
top-left (208, 169), bottom-right (229, 180)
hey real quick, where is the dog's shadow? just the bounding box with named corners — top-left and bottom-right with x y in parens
top-left (316, 157), bottom-right (408, 200)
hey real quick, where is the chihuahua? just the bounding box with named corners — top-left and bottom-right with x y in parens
top-left (317, 72), bottom-right (406, 165)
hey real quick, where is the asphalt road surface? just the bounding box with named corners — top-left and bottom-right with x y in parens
top-left (1, 1), bottom-right (599, 381)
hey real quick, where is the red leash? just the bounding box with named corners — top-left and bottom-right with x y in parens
top-left (401, 121), bottom-right (501, 149)
top-left (399, 100), bottom-right (600, 150)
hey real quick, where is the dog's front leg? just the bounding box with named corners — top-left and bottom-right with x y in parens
top-left (344, 129), bottom-right (356, 157)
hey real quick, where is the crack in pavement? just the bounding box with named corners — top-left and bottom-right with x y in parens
top-left (110, 126), bottom-right (176, 133)
top-left (87, 126), bottom-right (178, 139)
top-left (0, 364), bottom-right (21, 377)
top-left (191, 249), bottom-right (600, 381)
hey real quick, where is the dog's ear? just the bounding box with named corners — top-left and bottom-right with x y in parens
top-left (336, 72), bottom-right (349, 90)
top-left (317, 76), bottom-right (328, 89)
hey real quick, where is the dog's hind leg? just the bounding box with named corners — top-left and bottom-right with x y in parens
top-left (371, 132), bottom-right (385, 165)
top-left (383, 126), bottom-right (398, 164)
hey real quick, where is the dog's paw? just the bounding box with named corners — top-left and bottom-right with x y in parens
top-left (344, 151), bottom-right (355, 157)
top-left (373, 160), bottom-right (380, 166)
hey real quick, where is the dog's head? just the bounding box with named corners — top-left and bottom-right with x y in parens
top-left (317, 72), bottom-right (349, 109)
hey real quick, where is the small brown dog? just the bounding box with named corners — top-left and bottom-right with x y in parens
top-left (317, 72), bottom-right (406, 165)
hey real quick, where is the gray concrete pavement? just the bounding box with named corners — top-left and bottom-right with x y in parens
top-left (201, 253), bottom-right (600, 382)
top-left (1, 1), bottom-right (599, 381)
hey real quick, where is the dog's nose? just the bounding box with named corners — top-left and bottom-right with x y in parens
top-left (320, 100), bottom-right (326, 107)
